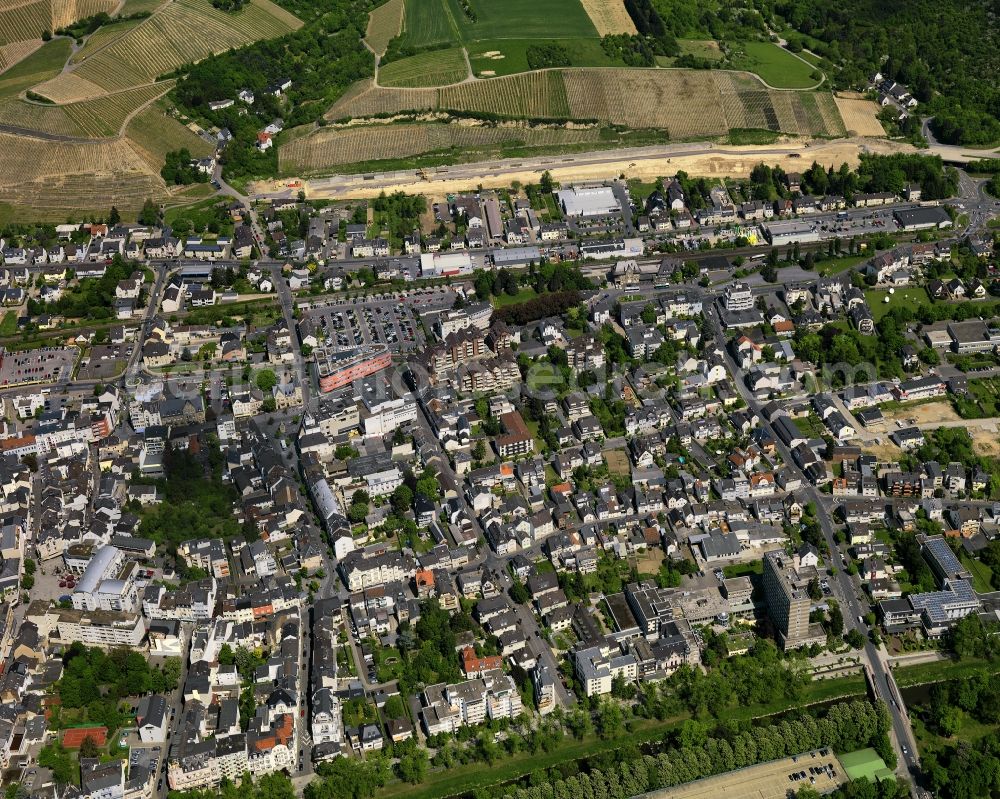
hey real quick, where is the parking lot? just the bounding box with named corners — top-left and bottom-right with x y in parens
top-left (648, 751), bottom-right (842, 799)
top-left (77, 344), bottom-right (129, 381)
top-left (302, 289), bottom-right (456, 355)
top-left (0, 346), bottom-right (77, 387)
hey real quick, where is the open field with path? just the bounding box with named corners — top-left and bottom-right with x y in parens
top-left (577, 0), bottom-right (636, 35)
top-left (835, 93), bottom-right (886, 137)
top-left (365, 0), bottom-right (404, 56)
top-left (727, 40), bottom-right (819, 88)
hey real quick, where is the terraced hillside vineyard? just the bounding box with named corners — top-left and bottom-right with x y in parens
top-left (281, 122), bottom-right (606, 172)
top-left (326, 69), bottom-right (846, 139)
top-left (379, 47), bottom-right (469, 87)
top-left (0, 0), bottom-right (302, 219)
top-left (33, 0), bottom-right (302, 101)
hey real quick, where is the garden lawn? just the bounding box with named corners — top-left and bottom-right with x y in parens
top-left (815, 254), bottom-right (868, 275)
top-left (959, 552), bottom-right (994, 593)
top-left (864, 287), bottom-right (930, 320)
top-left (729, 40), bottom-right (818, 88)
top-left (892, 657), bottom-right (1000, 688)
top-left (492, 287), bottom-right (537, 306)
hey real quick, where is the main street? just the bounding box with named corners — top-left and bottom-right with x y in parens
top-left (706, 302), bottom-right (921, 785)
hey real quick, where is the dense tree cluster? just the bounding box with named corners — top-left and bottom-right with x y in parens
top-left (305, 757), bottom-right (389, 799)
top-left (134, 440), bottom-right (242, 549)
top-left (31, 255), bottom-right (135, 319)
top-left (500, 700), bottom-right (892, 799)
top-left (392, 600), bottom-right (479, 694)
top-left (59, 643), bottom-right (180, 705)
top-left (599, 0), bottom-right (680, 67)
top-left (371, 190), bottom-right (425, 242)
top-left (174, 773), bottom-right (296, 799)
top-left (526, 43), bottom-right (572, 70)
top-left (648, 0), bottom-right (768, 40)
top-left (772, 0), bottom-right (1000, 145)
top-left (56, 644), bottom-right (180, 736)
top-left (161, 149), bottom-right (209, 185)
top-left (493, 290), bottom-right (581, 326)
top-left (856, 154), bottom-right (958, 200)
top-left (173, 0), bottom-right (375, 181)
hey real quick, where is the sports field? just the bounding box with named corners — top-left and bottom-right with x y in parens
top-left (839, 749), bottom-right (892, 782)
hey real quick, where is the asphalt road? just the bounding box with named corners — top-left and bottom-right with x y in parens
top-left (706, 302), bottom-right (921, 781)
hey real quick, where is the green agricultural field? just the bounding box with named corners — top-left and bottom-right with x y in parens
top-left (379, 47), bottom-right (468, 87)
top-left (0, 39), bottom-right (71, 100)
top-left (728, 40), bottom-right (819, 88)
top-left (398, 0), bottom-right (459, 48)
top-left (468, 37), bottom-right (617, 77)
top-left (455, 0), bottom-right (596, 40)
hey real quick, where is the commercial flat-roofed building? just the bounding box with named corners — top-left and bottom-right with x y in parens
top-left (894, 206), bottom-right (952, 230)
top-left (315, 346), bottom-right (391, 393)
top-left (419, 251), bottom-right (474, 277)
top-left (72, 545), bottom-right (141, 614)
top-left (765, 220), bottom-right (821, 246)
top-left (920, 534), bottom-right (972, 585)
top-left (947, 320), bottom-right (1000, 354)
top-left (907, 579), bottom-right (980, 636)
top-left (492, 247), bottom-right (541, 267)
top-left (556, 186), bottom-right (621, 217)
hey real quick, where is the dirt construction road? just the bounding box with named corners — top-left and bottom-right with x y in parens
top-left (252, 136), bottom-right (913, 200)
